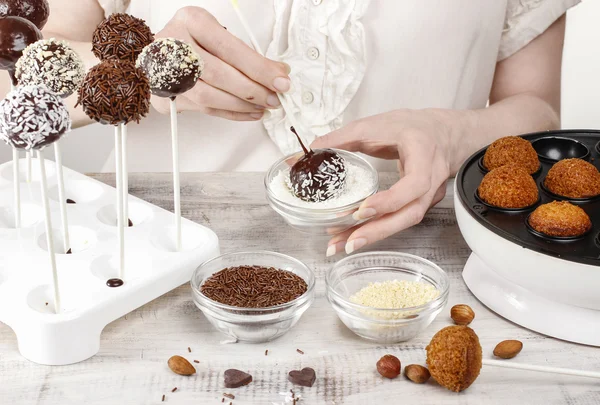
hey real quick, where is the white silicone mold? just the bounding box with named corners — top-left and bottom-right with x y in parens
top-left (0, 158), bottom-right (220, 365)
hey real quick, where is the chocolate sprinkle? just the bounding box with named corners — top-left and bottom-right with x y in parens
top-left (200, 265), bottom-right (308, 308)
top-left (296, 349), bottom-right (304, 355)
top-left (161, 394), bottom-right (165, 402)
top-left (0, 85), bottom-right (71, 150)
top-left (77, 60), bottom-right (150, 126)
top-left (223, 393), bottom-right (235, 400)
top-left (16, 38), bottom-right (85, 97)
top-left (171, 387), bottom-right (177, 393)
top-left (92, 13), bottom-right (154, 63)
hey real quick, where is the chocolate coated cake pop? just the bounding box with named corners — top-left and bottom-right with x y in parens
top-left (0, 16), bottom-right (41, 84)
top-left (92, 13), bottom-right (154, 63)
top-left (0, 0), bottom-right (50, 29)
top-left (16, 38), bottom-right (85, 97)
top-left (77, 60), bottom-right (151, 126)
top-left (288, 127), bottom-right (347, 202)
top-left (136, 38), bottom-right (203, 98)
top-left (0, 85), bottom-right (70, 150)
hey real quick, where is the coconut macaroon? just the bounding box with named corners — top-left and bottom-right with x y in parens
top-left (426, 326), bottom-right (483, 392)
top-left (478, 165), bottom-right (539, 209)
top-left (528, 201), bottom-right (591, 238)
top-left (544, 158), bottom-right (600, 199)
top-left (483, 136), bottom-right (540, 174)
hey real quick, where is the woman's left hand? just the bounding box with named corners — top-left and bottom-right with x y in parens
top-left (311, 108), bottom-right (461, 256)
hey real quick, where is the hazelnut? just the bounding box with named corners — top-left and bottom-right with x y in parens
top-left (404, 364), bottom-right (431, 384)
top-left (451, 304), bottom-right (475, 325)
top-left (376, 354), bottom-right (401, 379)
top-left (493, 340), bottom-right (523, 359)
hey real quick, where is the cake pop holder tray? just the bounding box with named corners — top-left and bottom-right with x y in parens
top-left (0, 157), bottom-right (220, 365)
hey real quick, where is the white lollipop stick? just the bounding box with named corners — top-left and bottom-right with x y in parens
top-left (26, 150), bottom-right (32, 182)
top-left (121, 123), bottom-right (129, 228)
top-left (170, 98), bottom-right (182, 252)
top-left (114, 126), bottom-right (125, 279)
top-left (12, 148), bottom-right (21, 228)
top-left (229, 0), bottom-right (310, 151)
top-left (53, 142), bottom-right (71, 254)
top-left (483, 359), bottom-right (600, 380)
top-left (37, 150), bottom-right (61, 314)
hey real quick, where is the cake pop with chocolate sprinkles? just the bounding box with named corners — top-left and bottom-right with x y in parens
top-left (16, 38), bottom-right (85, 97)
top-left (77, 60), bottom-right (151, 126)
top-left (0, 0), bottom-right (50, 29)
top-left (92, 13), bottom-right (154, 63)
top-left (0, 16), bottom-right (41, 84)
top-left (0, 85), bottom-right (71, 150)
top-left (136, 38), bottom-right (203, 98)
top-left (287, 127), bottom-right (347, 202)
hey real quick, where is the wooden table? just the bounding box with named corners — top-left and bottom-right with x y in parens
top-left (1, 173), bottom-right (599, 405)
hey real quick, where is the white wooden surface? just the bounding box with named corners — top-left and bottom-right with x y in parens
top-left (1, 173), bottom-right (599, 405)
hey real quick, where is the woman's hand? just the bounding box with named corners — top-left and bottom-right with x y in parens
top-left (312, 109), bottom-right (462, 256)
top-left (151, 6), bottom-right (291, 121)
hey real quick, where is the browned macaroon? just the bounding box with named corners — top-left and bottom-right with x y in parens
top-left (544, 158), bottom-right (600, 199)
top-left (483, 136), bottom-right (540, 174)
top-left (426, 326), bottom-right (482, 392)
top-left (478, 165), bottom-right (539, 209)
top-left (528, 201), bottom-right (591, 238)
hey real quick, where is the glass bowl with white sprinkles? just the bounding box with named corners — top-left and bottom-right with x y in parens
top-left (264, 149), bottom-right (379, 235)
top-left (326, 252), bottom-right (449, 343)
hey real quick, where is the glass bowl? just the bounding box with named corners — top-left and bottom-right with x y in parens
top-left (326, 252), bottom-right (449, 343)
top-left (264, 149), bottom-right (379, 235)
top-left (191, 251), bottom-right (315, 343)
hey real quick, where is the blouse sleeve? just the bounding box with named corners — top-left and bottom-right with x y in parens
top-left (498, 0), bottom-right (581, 61)
top-left (98, 0), bottom-right (131, 17)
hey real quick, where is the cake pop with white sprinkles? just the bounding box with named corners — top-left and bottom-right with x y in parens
top-left (137, 38), bottom-right (203, 98)
top-left (288, 127), bottom-right (347, 202)
top-left (0, 85), bottom-right (70, 150)
top-left (15, 38), bottom-right (85, 98)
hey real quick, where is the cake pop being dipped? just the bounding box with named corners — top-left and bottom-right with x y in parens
top-left (16, 38), bottom-right (85, 253)
top-left (288, 127), bottom-right (347, 203)
top-left (0, 85), bottom-right (71, 313)
top-left (0, 0), bottom-right (50, 29)
top-left (137, 38), bottom-right (203, 252)
top-left (78, 59), bottom-right (151, 283)
top-left (92, 13), bottom-right (154, 63)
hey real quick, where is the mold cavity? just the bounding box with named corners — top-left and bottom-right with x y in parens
top-left (26, 285), bottom-right (60, 314)
top-left (532, 137), bottom-right (590, 162)
top-left (37, 226), bottom-right (98, 254)
top-left (151, 225), bottom-right (206, 253)
top-left (0, 203), bottom-right (43, 228)
top-left (525, 214), bottom-right (589, 241)
top-left (0, 157), bottom-right (56, 183)
top-left (49, 179), bottom-right (105, 204)
top-left (96, 203), bottom-right (152, 227)
top-left (475, 190), bottom-right (540, 213)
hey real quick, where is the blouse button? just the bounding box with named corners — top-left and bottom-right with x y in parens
top-left (312, 0), bottom-right (323, 5)
top-left (302, 91), bottom-right (315, 104)
top-left (306, 47), bottom-right (320, 60)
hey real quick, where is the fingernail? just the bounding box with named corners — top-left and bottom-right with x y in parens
top-left (273, 77), bottom-right (291, 93)
top-left (352, 208), bottom-right (376, 221)
top-left (326, 245), bottom-right (336, 257)
top-left (267, 94), bottom-right (281, 107)
top-left (345, 238), bottom-right (367, 255)
top-left (282, 62), bottom-right (292, 74)
top-left (250, 112), bottom-right (264, 119)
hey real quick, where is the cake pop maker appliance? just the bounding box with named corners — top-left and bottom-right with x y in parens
top-left (454, 129), bottom-right (600, 346)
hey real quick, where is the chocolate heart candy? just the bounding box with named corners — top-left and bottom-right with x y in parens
top-left (224, 369), bottom-right (252, 388)
top-left (288, 367), bottom-right (316, 387)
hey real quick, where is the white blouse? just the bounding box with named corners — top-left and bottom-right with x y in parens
top-left (95, 0), bottom-right (580, 172)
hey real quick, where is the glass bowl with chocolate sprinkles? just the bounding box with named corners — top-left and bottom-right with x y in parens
top-left (191, 251), bottom-right (315, 343)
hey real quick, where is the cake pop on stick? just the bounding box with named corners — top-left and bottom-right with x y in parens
top-left (16, 38), bottom-right (85, 253)
top-left (0, 85), bottom-right (71, 313)
top-left (77, 60), bottom-right (150, 281)
top-left (92, 13), bottom-right (154, 228)
top-left (137, 38), bottom-right (203, 252)
top-left (0, 0), bottom-right (50, 30)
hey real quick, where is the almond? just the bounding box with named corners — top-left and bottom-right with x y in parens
top-left (493, 340), bottom-right (523, 359)
top-left (450, 304), bottom-right (475, 325)
top-left (168, 355), bottom-right (196, 376)
top-left (404, 364), bottom-right (430, 384)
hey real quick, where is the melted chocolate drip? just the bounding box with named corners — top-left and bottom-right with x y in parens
top-left (66, 248), bottom-right (72, 254)
top-left (128, 218), bottom-right (133, 227)
top-left (106, 278), bottom-right (124, 287)
top-left (0, 16), bottom-right (42, 74)
top-left (66, 199), bottom-right (76, 204)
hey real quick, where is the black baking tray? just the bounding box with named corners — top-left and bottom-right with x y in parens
top-left (456, 129), bottom-right (600, 266)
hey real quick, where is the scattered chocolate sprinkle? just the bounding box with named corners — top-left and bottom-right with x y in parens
top-left (296, 349), bottom-right (304, 355)
top-left (193, 360), bottom-right (199, 364)
top-left (161, 394), bottom-right (165, 402)
top-left (92, 13), bottom-right (154, 63)
top-left (77, 60), bottom-right (150, 126)
top-left (66, 198), bottom-right (76, 204)
top-left (200, 266), bottom-right (307, 308)
top-left (221, 399), bottom-right (224, 403)
top-left (223, 393), bottom-right (235, 400)
top-left (265, 350), bottom-right (268, 356)
top-left (171, 387), bottom-right (177, 393)
top-left (45, 302), bottom-right (48, 306)
top-left (187, 347), bottom-right (191, 353)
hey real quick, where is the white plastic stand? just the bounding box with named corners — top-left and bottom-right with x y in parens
top-left (0, 158), bottom-right (220, 365)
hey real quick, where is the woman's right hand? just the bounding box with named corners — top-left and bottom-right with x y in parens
top-left (151, 6), bottom-right (291, 121)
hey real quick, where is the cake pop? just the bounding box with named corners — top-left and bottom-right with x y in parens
top-left (0, 0), bottom-right (49, 29)
top-left (0, 85), bottom-right (71, 313)
top-left (136, 38), bottom-right (203, 98)
top-left (288, 127), bottom-right (347, 202)
top-left (16, 38), bottom-right (85, 97)
top-left (92, 13), bottom-right (154, 63)
top-left (0, 16), bottom-right (41, 84)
